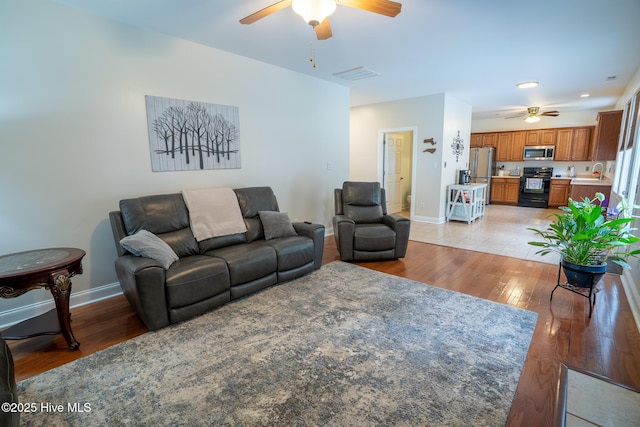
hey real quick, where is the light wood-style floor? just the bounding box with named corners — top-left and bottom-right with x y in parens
top-left (7, 238), bottom-right (640, 425)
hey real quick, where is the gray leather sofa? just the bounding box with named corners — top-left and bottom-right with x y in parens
top-left (109, 187), bottom-right (324, 330)
top-left (0, 337), bottom-right (19, 427)
top-left (333, 181), bottom-right (410, 261)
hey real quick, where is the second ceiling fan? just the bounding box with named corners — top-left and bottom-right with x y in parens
top-left (506, 107), bottom-right (560, 123)
top-left (240, 0), bottom-right (403, 40)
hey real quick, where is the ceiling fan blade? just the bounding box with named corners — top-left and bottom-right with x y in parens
top-left (338, 0), bottom-right (402, 17)
top-left (239, 0), bottom-right (292, 24)
top-left (504, 113), bottom-right (526, 119)
top-left (540, 111), bottom-right (560, 117)
top-left (315, 17), bottom-right (333, 40)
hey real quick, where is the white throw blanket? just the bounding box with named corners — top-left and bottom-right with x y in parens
top-left (182, 188), bottom-right (247, 241)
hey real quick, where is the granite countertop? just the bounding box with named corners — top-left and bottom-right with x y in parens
top-left (492, 175), bottom-right (520, 178)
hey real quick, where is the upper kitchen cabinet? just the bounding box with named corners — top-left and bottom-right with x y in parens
top-left (470, 133), bottom-right (498, 148)
top-left (496, 131), bottom-right (525, 161)
top-left (555, 127), bottom-right (593, 161)
top-left (470, 133), bottom-right (482, 148)
top-left (525, 129), bottom-right (557, 146)
top-left (591, 110), bottom-right (623, 161)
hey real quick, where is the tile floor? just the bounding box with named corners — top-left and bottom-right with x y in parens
top-left (406, 204), bottom-right (561, 265)
top-left (566, 368), bottom-right (640, 426)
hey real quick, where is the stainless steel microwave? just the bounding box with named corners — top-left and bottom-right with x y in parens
top-left (523, 146), bottom-right (555, 161)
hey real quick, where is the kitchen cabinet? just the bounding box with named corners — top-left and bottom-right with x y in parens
top-left (591, 110), bottom-right (623, 161)
top-left (469, 133), bottom-right (497, 148)
top-left (470, 134), bottom-right (482, 148)
top-left (481, 133), bottom-right (498, 148)
top-left (549, 179), bottom-right (571, 207)
top-left (525, 129), bottom-right (556, 146)
top-left (572, 127), bottom-right (593, 161)
top-left (555, 127), bottom-right (593, 161)
top-left (490, 177), bottom-right (519, 205)
top-left (496, 131), bottom-right (525, 161)
top-left (569, 184), bottom-right (612, 205)
top-left (555, 129), bottom-right (573, 160)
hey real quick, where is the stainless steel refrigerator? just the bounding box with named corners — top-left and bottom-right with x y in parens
top-left (469, 147), bottom-right (495, 204)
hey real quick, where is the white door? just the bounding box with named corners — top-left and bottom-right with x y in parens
top-left (384, 133), bottom-right (403, 213)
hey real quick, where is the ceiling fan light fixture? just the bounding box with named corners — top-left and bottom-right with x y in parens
top-left (292, 0), bottom-right (336, 27)
top-left (524, 115), bottom-right (541, 123)
top-left (516, 81), bottom-right (539, 89)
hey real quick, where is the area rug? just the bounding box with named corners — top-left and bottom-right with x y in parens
top-left (18, 261), bottom-right (538, 426)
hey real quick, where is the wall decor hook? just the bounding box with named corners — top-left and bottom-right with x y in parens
top-left (423, 138), bottom-right (436, 145)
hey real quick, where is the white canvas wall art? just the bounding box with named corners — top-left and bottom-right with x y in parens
top-left (146, 96), bottom-right (241, 171)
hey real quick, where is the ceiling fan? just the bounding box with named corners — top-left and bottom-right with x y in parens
top-left (239, 0), bottom-right (402, 40)
top-left (506, 107), bottom-right (560, 123)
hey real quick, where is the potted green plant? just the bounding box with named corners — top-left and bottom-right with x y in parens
top-left (528, 192), bottom-right (640, 287)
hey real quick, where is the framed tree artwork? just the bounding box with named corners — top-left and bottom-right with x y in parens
top-left (145, 95), bottom-right (241, 171)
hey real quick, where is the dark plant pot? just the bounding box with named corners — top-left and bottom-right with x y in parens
top-left (562, 259), bottom-right (607, 288)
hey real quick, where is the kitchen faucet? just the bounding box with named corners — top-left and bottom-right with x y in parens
top-left (592, 162), bottom-right (604, 181)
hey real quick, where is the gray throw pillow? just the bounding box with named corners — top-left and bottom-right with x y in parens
top-left (258, 211), bottom-right (298, 240)
top-left (120, 229), bottom-right (179, 269)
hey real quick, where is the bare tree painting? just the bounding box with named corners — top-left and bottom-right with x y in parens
top-left (145, 96), bottom-right (241, 171)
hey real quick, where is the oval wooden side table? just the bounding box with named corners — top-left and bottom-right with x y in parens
top-left (0, 248), bottom-right (86, 350)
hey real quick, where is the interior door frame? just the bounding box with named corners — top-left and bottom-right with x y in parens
top-left (378, 126), bottom-right (418, 220)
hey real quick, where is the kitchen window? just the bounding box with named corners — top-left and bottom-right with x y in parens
top-left (613, 88), bottom-right (640, 217)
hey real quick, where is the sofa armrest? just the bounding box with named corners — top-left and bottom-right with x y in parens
top-left (332, 215), bottom-right (355, 261)
top-left (0, 338), bottom-right (19, 427)
top-left (109, 211), bottom-right (128, 257)
top-left (292, 222), bottom-right (325, 270)
top-left (114, 255), bottom-right (170, 330)
top-left (383, 214), bottom-right (411, 258)
top-left (383, 214), bottom-right (410, 229)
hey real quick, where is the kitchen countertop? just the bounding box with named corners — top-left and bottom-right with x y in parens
top-left (569, 178), bottom-right (613, 186)
top-left (551, 176), bottom-right (613, 186)
top-left (490, 175), bottom-right (613, 186)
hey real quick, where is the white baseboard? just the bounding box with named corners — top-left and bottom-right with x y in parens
top-left (0, 282), bottom-right (123, 329)
top-left (621, 270), bottom-right (640, 334)
top-left (412, 215), bottom-right (446, 224)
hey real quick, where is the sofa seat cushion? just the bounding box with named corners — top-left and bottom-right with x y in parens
top-left (165, 255), bottom-right (230, 309)
top-left (207, 244), bottom-right (277, 286)
top-left (354, 224), bottom-right (396, 251)
top-left (263, 236), bottom-right (314, 271)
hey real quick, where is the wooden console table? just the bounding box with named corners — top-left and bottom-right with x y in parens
top-left (0, 248), bottom-right (85, 350)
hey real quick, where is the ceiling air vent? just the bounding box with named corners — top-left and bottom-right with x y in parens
top-left (332, 66), bottom-right (379, 81)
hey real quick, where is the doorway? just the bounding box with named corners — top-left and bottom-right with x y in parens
top-left (379, 127), bottom-right (417, 218)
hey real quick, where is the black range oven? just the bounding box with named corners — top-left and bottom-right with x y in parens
top-left (518, 167), bottom-right (553, 208)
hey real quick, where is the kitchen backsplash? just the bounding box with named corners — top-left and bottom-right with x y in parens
top-left (491, 160), bottom-right (616, 178)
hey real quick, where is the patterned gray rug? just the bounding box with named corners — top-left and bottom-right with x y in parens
top-left (18, 261), bottom-right (537, 426)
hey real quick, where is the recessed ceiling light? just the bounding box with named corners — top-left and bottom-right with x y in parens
top-left (516, 81), bottom-right (539, 89)
top-left (580, 93), bottom-right (590, 98)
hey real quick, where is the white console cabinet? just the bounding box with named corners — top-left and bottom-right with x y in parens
top-left (446, 184), bottom-right (487, 223)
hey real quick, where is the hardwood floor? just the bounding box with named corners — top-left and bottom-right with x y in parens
top-left (8, 238), bottom-right (640, 426)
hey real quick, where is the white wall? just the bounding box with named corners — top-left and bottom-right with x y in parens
top-left (350, 93), bottom-right (471, 222)
top-left (0, 0), bottom-right (350, 322)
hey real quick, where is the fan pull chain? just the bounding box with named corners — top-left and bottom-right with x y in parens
top-left (309, 28), bottom-right (316, 69)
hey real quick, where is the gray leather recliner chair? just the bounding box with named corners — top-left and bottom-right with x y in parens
top-left (0, 337), bottom-right (19, 427)
top-left (333, 181), bottom-right (410, 261)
